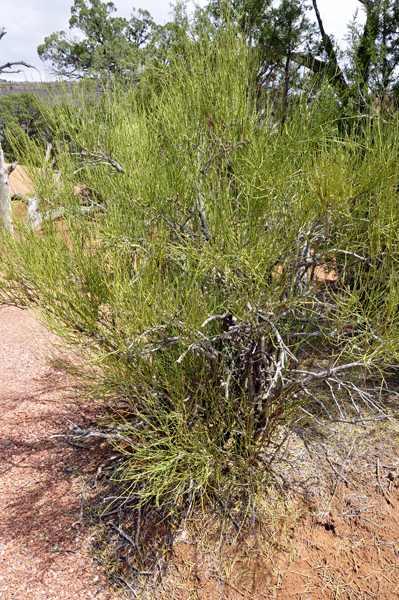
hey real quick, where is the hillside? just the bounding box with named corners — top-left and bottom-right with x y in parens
top-left (0, 80), bottom-right (77, 103)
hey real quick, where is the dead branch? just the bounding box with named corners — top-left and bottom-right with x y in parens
top-left (46, 548), bottom-right (76, 553)
top-left (71, 146), bottom-right (125, 174)
top-left (94, 455), bottom-right (119, 489)
top-left (376, 457), bottom-right (394, 507)
top-left (7, 161), bottom-right (17, 175)
top-left (49, 418), bottom-right (144, 448)
top-left (0, 60), bottom-right (38, 75)
top-left (72, 483), bottom-right (86, 528)
top-left (0, 142), bottom-right (14, 235)
top-left (107, 522), bottom-right (154, 574)
top-left (25, 198), bottom-right (104, 231)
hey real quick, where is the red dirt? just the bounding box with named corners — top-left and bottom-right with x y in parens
top-left (0, 306), bottom-right (120, 600)
top-left (169, 485), bottom-right (399, 599)
top-left (7, 165), bottom-right (35, 197)
top-left (7, 164), bottom-right (88, 200)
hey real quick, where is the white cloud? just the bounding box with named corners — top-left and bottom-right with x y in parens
top-left (0, 0), bottom-right (366, 82)
top-left (0, 0), bottom-right (72, 81)
top-left (314, 0), bottom-right (365, 42)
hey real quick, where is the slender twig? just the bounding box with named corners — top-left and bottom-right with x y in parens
top-left (65, 440), bottom-right (91, 450)
top-left (200, 312), bottom-right (229, 328)
top-left (46, 548), bottom-right (76, 553)
top-left (73, 483), bottom-right (86, 527)
top-left (113, 575), bottom-right (138, 598)
top-left (152, 545), bottom-right (166, 591)
top-left (107, 522), bottom-right (153, 575)
top-left (135, 502), bottom-right (142, 557)
top-left (376, 457), bottom-right (395, 507)
top-left (14, 477), bottom-right (37, 491)
top-left (94, 455), bottom-right (119, 489)
top-left (71, 149), bottom-right (125, 174)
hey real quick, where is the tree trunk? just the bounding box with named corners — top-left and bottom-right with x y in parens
top-left (0, 142), bottom-right (14, 236)
top-left (281, 48), bottom-right (291, 126)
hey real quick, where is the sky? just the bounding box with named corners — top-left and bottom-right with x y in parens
top-left (0, 0), bottom-right (366, 82)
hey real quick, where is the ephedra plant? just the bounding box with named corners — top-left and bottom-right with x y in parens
top-left (1, 24), bottom-right (399, 514)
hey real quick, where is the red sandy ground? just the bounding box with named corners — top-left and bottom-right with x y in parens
top-left (170, 501), bottom-right (399, 599)
top-left (7, 165), bottom-right (35, 197)
top-left (0, 306), bottom-right (120, 600)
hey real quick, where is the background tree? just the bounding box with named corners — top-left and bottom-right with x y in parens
top-left (208, 0), bottom-right (316, 116)
top-left (290, 0), bottom-right (399, 104)
top-left (380, 0), bottom-right (399, 94)
top-left (345, 0), bottom-right (399, 100)
top-left (260, 0), bottom-right (316, 119)
top-left (0, 93), bottom-right (44, 162)
top-left (209, 0), bottom-right (399, 108)
top-left (38, 0), bottom-right (158, 79)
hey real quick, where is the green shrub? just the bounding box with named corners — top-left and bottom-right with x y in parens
top-left (2, 24), bottom-right (399, 512)
top-left (0, 93), bottom-right (46, 164)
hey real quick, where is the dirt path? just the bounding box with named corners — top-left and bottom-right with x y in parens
top-left (0, 306), bottom-right (119, 600)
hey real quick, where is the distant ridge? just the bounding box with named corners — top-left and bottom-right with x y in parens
top-left (0, 80), bottom-right (78, 102)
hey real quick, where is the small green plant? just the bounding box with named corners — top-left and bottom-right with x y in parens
top-left (1, 23), bottom-right (399, 517)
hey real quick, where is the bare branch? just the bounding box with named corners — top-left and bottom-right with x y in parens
top-left (200, 312), bottom-right (229, 328)
top-left (0, 27), bottom-right (38, 77)
top-left (24, 194), bottom-right (104, 231)
top-left (71, 148), bottom-right (125, 174)
top-left (312, 0), bottom-right (331, 47)
top-left (0, 61), bottom-right (38, 75)
top-left (0, 143), bottom-right (14, 235)
top-left (7, 161), bottom-right (17, 175)
top-left (25, 196), bottom-right (42, 230)
top-left (301, 362), bottom-right (366, 385)
top-left (290, 2), bottom-right (349, 96)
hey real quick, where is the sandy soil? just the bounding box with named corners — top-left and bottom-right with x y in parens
top-left (0, 306), bottom-right (119, 600)
top-left (6, 165), bottom-right (35, 197)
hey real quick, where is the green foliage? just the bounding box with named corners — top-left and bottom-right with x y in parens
top-left (0, 93), bottom-right (45, 162)
top-left (345, 0), bottom-right (399, 96)
top-left (211, 0), bottom-right (399, 106)
top-left (3, 22), bottom-right (399, 513)
top-left (209, 0), bottom-right (316, 93)
top-left (37, 0), bottom-right (158, 79)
